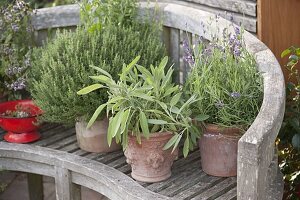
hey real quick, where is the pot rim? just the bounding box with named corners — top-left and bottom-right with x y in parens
top-left (204, 123), bottom-right (242, 138)
top-left (0, 99), bottom-right (42, 119)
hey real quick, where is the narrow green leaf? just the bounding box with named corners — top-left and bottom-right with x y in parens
top-left (90, 65), bottom-right (112, 79)
top-left (131, 92), bottom-right (154, 101)
top-left (139, 111), bottom-right (150, 139)
top-left (172, 134), bottom-right (182, 153)
top-left (122, 56), bottom-right (141, 75)
top-left (90, 75), bottom-right (113, 85)
top-left (170, 106), bottom-right (180, 114)
top-left (120, 109), bottom-right (131, 134)
top-left (158, 56), bottom-right (169, 71)
top-left (163, 134), bottom-right (179, 150)
top-left (183, 135), bottom-right (190, 157)
top-left (148, 119), bottom-right (168, 125)
top-left (164, 86), bottom-right (179, 97)
top-left (87, 104), bottom-right (107, 128)
top-left (111, 110), bottom-right (124, 138)
top-left (77, 84), bottom-right (103, 95)
top-left (281, 48), bottom-right (292, 58)
top-left (194, 114), bottom-right (210, 122)
top-left (170, 92), bottom-right (182, 106)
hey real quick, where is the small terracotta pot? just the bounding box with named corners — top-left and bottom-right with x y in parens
top-left (199, 124), bottom-right (241, 177)
top-left (75, 118), bottom-right (121, 153)
top-left (124, 132), bottom-right (178, 183)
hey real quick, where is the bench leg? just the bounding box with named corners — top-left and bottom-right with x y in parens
top-left (27, 173), bottom-right (43, 200)
top-left (55, 166), bottom-right (81, 200)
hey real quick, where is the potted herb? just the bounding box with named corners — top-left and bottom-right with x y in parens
top-left (184, 23), bottom-right (263, 177)
top-left (78, 56), bottom-right (203, 183)
top-left (28, 0), bottom-right (166, 152)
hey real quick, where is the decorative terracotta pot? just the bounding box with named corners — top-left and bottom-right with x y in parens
top-left (199, 124), bottom-right (241, 177)
top-left (75, 118), bottom-right (121, 153)
top-left (0, 100), bottom-right (42, 143)
top-left (124, 132), bottom-right (178, 183)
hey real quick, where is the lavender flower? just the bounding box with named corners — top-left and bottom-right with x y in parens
top-left (230, 92), bottom-right (241, 98)
top-left (11, 24), bottom-right (20, 32)
top-left (215, 100), bottom-right (225, 109)
top-left (183, 39), bottom-right (195, 65)
top-left (6, 77), bottom-right (26, 91)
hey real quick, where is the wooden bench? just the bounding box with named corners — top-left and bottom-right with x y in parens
top-left (0, 2), bottom-right (285, 200)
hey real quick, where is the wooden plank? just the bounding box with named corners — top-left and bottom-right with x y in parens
top-left (146, 157), bottom-right (201, 192)
top-left (156, 0), bottom-right (257, 33)
top-left (72, 183), bottom-right (81, 200)
top-left (59, 142), bottom-right (80, 153)
top-left (55, 166), bottom-right (71, 200)
top-left (95, 151), bottom-right (124, 164)
top-left (158, 165), bottom-right (205, 196)
top-left (191, 177), bottom-right (237, 200)
top-left (183, 0), bottom-right (256, 17)
top-left (107, 156), bottom-right (127, 169)
top-left (33, 125), bottom-right (72, 145)
top-left (34, 128), bottom-right (75, 147)
top-left (173, 175), bottom-right (224, 199)
top-left (47, 135), bottom-right (77, 149)
top-left (170, 28), bottom-right (181, 83)
top-left (162, 26), bottom-right (171, 57)
top-left (215, 187), bottom-right (237, 200)
top-left (27, 173), bottom-right (43, 200)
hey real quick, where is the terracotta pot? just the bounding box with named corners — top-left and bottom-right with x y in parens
top-left (124, 132), bottom-right (178, 183)
top-left (199, 124), bottom-right (241, 177)
top-left (75, 118), bottom-right (121, 153)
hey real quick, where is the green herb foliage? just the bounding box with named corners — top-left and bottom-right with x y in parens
top-left (80, 0), bottom-right (138, 32)
top-left (0, 0), bottom-right (34, 99)
top-left (28, 22), bottom-right (166, 125)
top-left (279, 46), bottom-right (300, 199)
top-left (184, 22), bottom-right (263, 130)
top-left (78, 56), bottom-right (206, 157)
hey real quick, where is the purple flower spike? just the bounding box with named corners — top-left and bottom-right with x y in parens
top-left (215, 100), bottom-right (225, 109)
top-left (230, 92), bottom-right (241, 98)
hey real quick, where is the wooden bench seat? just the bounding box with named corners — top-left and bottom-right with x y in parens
top-left (0, 1), bottom-right (285, 199)
top-left (0, 125), bottom-right (237, 199)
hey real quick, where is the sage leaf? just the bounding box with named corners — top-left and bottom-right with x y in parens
top-left (148, 119), bottom-right (168, 125)
top-left (163, 134), bottom-right (179, 150)
top-left (87, 104), bottom-right (107, 128)
top-left (90, 65), bottom-right (112, 79)
top-left (77, 84), bottom-right (103, 95)
top-left (139, 111), bottom-right (150, 139)
top-left (170, 92), bottom-right (182, 106)
top-left (183, 135), bottom-right (190, 158)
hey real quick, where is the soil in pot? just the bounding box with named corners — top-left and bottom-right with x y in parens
top-left (124, 132), bottom-right (178, 183)
top-left (75, 118), bottom-right (121, 153)
top-left (199, 124), bottom-right (241, 177)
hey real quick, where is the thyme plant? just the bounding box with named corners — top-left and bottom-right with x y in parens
top-left (29, 23), bottom-right (166, 125)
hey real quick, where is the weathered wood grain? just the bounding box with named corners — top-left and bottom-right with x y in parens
top-left (1, 2), bottom-right (285, 200)
top-left (28, 173), bottom-right (43, 200)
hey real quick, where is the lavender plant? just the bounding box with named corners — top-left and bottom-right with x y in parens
top-left (184, 18), bottom-right (263, 130)
top-left (0, 0), bottom-right (34, 99)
